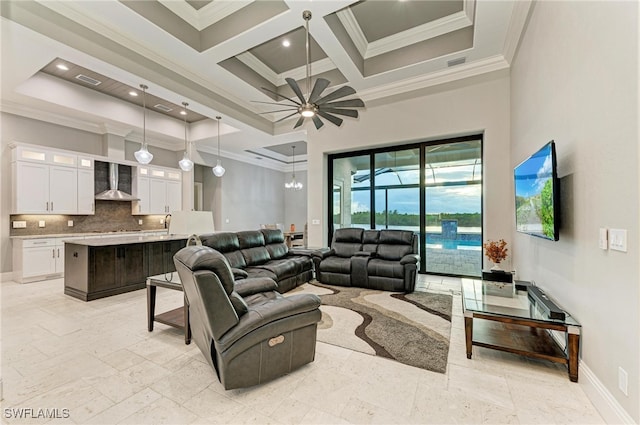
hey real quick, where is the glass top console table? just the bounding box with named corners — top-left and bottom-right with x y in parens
top-left (461, 279), bottom-right (581, 382)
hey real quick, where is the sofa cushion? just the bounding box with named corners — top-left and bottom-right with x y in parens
top-left (241, 247), bottom-right (271, 266)
top-left (333, 242), bottom-right (363, 258)
top-left (318, 256), bottom-right (351, 274)
top-left (200, 232), bottom-right (240, 252)
top-left (245, 267), bottom-right (277, 281)
top-left (237, 230), bottom-right (266, 249)
top-left (377, 244), bottom-right (413, 261)
top-left (261, 229), bottom-right (285, 244)
top-left (367, 258), bottom-right (405, 279)
top-left (266, 242), bottom-right (289, 260)
top-left (334, 228), bottom-right (363, 243)
top-left (379, 230), bottom-right (414, 245)
top-left (224, 251), bottom-right (247, 269)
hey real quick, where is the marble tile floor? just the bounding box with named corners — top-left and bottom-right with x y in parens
top-left (0, 274), bottom-right (604, 425)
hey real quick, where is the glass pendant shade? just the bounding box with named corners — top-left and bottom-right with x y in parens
top-left (135, 84), bottom-right (153, 165)
top-left (178, 101), bottom-right (193, 171)
top-left (212, 160), bottom-right (225, 177)
top-left (212, 116), bottom-right (225, 177)
top-left (179, 152), bottom-right (194, 171)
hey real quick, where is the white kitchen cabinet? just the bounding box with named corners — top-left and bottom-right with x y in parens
top-left (13, 236), bottom-right (84, 283)
top-left (11, 145), bottom-right (81, 214)
top-left (133, 166), bottom-right (181, 214)
top-left (77, 168), bottom-right (95, 214)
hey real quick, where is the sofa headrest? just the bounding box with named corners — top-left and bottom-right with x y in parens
top-left (363, 230), bottom-right (380, 244)
top-left (174, 245), bottom-right (235, 295)
top-left (261, 229), bottom-right (285, 244)
top-left (237, 230), bottom-right (266, 249)
top-left (200, 232), bottom-right (240, 253)
top-left (379, 230), bottom-right (414, 245)
top-left (334, 228), bottom-right (364, 243)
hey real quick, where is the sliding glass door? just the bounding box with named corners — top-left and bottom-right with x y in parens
top-left (329, 135), bottom-right (482, 277)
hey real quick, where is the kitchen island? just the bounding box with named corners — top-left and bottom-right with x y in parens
top-left (64, 234), bottom-right (188, 301)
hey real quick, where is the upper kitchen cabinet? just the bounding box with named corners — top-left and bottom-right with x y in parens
top-left (77, 156), bottom-right (95, 215)
top-left (132, 166), bottom-right (182, 215)
top-left (11, 145), bottom-right (79, 214)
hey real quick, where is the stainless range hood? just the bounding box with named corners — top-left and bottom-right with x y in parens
top-left (95, 162), bottom-right (139, 201)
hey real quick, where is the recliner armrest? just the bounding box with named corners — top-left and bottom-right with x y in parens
top-left (400, 254), bottom-right (420, 265)
top-left (289, 248), bottom-right (313, 257)
top-left (234, 277), bottom-right (279, 297)
top-left (231, 268), bottom-right (249, 280)
top-left (311, 248), bottom-right (334, 260)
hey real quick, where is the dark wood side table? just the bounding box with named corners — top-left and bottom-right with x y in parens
top-left (147, 273), bottom-right (191, 344)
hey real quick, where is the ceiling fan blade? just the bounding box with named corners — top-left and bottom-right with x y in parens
top-left (260, 86), bottom-right (301, 105)
top-left (285, 78), bottom-right (307, 104)
top-left (323, 98), bottom-right (365, 108)
top-left (315, 86), bottom-right (357, 105)
top-left (252, 100), bottom-right (295, 106)
top-left (321, 107), bottom-right (359, 118)
top-left (274, 111), bottom-right (301, 123)
top-left (312, 115), bottom-right (324, 129)
top-left (293, 115), bottom-right (306, 129)
top-left (258, 108), bottom-right (298, 114)
top-left (317, 111), bottom-right (343, 127)
top-left (309, 78), bottom-right (330, 103)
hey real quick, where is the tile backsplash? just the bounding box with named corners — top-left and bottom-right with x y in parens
top-left (10, 201), bottom-right (166, 236)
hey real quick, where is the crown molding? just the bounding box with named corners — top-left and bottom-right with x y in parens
top-left (194, 143), bottom-right (288, 172)
top-left (158, 0), bottom-right (253, 31)
top-left (237, 52), bottom-right (279, 86)
top-left (1, 101), bottom-right (107, 134)
top-left (237, 53), bottom-right (336, 88)
top-left (360, 55), bottom-right (509, 102)
top-left (502, 0), bottom-right (533, 64)
top-left (336, 9), bottom-right (367, 58)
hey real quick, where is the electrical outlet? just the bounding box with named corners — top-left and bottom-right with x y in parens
top-left (68, 220), bottom-right (74, 227)
top-left (618, 367), bottom-right (628, 396)
top-left (12, 221), bottom-right (26, 228)
top-left (160, 219), bottom-right (164, 224)
top-left (38, 220), bottom-right (45, 228)
top-left (312, 219), bottom-right (320, 225)
top-left (225, 218), bottom-right (230, 223)
top-left (138, 219), bottom-right (143, 225)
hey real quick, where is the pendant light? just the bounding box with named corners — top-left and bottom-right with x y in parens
top-left (212, 116), bottom-right (225, 177)
top-left (134, 84), bottom-right (154, 165)
top-left (285, 145), bottom-right (303, 190)
top-left (178, 101), bottom-right (194, 171)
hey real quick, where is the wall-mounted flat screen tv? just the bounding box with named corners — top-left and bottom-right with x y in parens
top-left (514, 141), bottom-right (560, 241)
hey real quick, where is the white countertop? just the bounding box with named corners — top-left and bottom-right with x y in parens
top-left (11, 230), bottom-right (168, 240)
top-left (65, 234), bottom-right (188, 246)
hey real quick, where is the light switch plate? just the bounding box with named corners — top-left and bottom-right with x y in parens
top-left (598, 228), bottom-right (608, 250)
top-left (312, 219), bottom-right (320, 225)
top-left (12, 221), bottom-right (26, 228)
top-left (609, 229), bottom-right (627, 252)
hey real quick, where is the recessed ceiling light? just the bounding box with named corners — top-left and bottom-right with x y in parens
top-left (282, 39), bottom-right (291, 47)
top-left (56, 63), bottom-right (69, 71)
top-left (129, 91), bottom-right (138, 97)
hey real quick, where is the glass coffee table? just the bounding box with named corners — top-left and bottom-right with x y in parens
top-left (461, 279), bottom-right (581, 382)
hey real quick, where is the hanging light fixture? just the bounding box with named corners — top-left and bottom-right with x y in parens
top-left (212, 116), bottom-right (225, 177)
top-left (285, 145), bottom-right (303, 190)
top-left (134, 84), bottom-right (154, 164)
top-left (178, 101), bottom-right (194, 172)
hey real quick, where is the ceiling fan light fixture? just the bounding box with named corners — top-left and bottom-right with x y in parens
top-left (134, 84), bottom-right (153, 165)
top-left (300, 104), bottom-right (316, 117)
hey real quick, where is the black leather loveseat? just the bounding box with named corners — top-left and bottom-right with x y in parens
top-left (199, 229), bottom-right (313, 293)
top-left (312, 228), bottom-right (419, 292)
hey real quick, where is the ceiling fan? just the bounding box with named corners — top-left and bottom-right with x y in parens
top-left (256, 10), bottom-right (365, 130)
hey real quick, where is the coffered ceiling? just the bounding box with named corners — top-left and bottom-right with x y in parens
top-left (0, 0), bottom-right (531, 167)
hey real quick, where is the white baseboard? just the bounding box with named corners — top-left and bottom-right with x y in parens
top-left (580, 360), bottom-right (636, 424)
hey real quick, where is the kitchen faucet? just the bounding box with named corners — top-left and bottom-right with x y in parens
top-left (164, 213), bottom-right (171, 229)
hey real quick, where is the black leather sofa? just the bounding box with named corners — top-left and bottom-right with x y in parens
top-left (174, 245), bottom-right (321, 390)
top-left (199, 229), bottom-right (313, 293)
top-left (312, 228), bottom-right (419, 292)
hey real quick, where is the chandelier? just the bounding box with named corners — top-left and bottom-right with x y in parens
top-left (178, 101), bottom-right (194, 172)
top-left (212, 116), bottom-right (225, 177)
top-left (285, 145), bottom-right (303, 190)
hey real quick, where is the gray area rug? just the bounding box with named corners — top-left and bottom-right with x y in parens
top-left (307, 283), bottom-right (453, 374)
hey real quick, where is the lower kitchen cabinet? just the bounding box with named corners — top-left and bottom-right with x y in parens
top-left (64, 237), bottom-right (186, 301)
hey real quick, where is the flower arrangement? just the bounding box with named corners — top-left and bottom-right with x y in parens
top-left (483, 239), bottom-right (508, 264)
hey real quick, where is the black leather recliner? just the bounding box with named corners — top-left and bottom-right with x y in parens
top-left (312, 228), bottom-right (419, 292)
top-left (174, 245), bottom-right (321, 390)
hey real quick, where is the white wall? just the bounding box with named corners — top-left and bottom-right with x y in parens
top-left (284, 170), bottom-right (308, 233)
top-left (305, 71), bottom-right (513, 255)
top-left (510, 2), bottom-right (639, 422)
